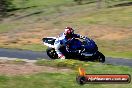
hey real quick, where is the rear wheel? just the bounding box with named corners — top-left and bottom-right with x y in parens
top-left (46, 48), bottom-right (58, 59)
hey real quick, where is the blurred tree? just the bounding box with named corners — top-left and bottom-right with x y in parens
top-left (0, 0), bottom-right (14, 17)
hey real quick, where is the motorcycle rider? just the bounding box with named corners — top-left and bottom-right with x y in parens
top-left (54, 27), bottom-right (87, 59)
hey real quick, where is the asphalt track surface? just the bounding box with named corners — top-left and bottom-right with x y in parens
top-left (0, 48), bottom-right (132, 67)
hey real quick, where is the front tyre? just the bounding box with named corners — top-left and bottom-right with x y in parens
top-left (97, 51), bottom-right (105, 63)
top-left (46, 48), bottom-right (58, 59)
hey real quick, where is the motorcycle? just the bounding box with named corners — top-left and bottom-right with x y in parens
top-left (42, 37), bottom-right (105, 63)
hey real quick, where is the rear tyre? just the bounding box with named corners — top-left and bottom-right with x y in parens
top-left (46, 48), bottom-right (58, 59)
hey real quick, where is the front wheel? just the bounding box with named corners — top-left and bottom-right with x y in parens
top-left (46, 48), bottom-right (58, 59)
top-left (97, 51), bottom-right (105, 63)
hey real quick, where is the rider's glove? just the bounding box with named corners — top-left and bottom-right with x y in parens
top-left (80, 35), bottom-right (87, 40)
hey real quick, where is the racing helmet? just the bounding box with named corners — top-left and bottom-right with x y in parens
top-left (64, 27), bottom-right (74, 37)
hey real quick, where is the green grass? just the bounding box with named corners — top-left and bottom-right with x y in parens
top-left (1, 0), bottom-right (132, 31)
top-left (96, 39), bottom-right (132, 59)
top-left (13, 0), bottom-right (73, 8)
top-left (74, 6), bottom-right (132, 28)
top-left (35, 59), bottom-right (132, 73)
top-left (36, 59), bottom-right (86, 69)
top-left (0, 0), bottom-right (74, 33)
top-left (0, 44), bottom-right (47, 52)
top-left (0, 59), bottom-right (132, 88)
top-left (0, 23), bottom-right (18, 33)
top-left (20, 44), bottom-right (47, 51)
top-left (101, 50), bottom-right (132, 59)
top-left (9, 0), bottom-right (132, 28)
top-left (0, 72), bottom-right (131, 88)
